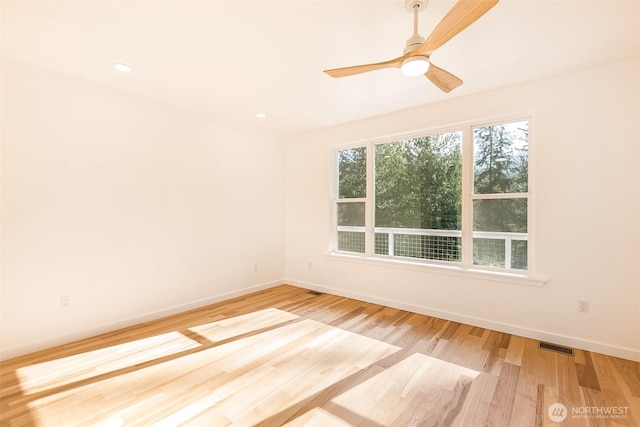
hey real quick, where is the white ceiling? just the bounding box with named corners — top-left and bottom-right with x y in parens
top-left (2, 0), bottom-right (639, 135)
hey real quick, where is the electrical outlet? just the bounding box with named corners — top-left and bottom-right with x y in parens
top-left (308, 261), bottom-right (313, 269)
top-left (254, 263), bottom-right (258, 271)
top-left (60, 295), bottom-right (70, 308)
top-left (578, 300), bottom-right (589, 313)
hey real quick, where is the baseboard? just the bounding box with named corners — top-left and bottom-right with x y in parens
top-left (0, 279), bottom-right (282, 361)
top-left (284, 278), bottom-right (640, 362)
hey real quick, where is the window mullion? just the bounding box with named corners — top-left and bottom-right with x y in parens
top-left (336, 198), bottom-right (367, 203)
top-left (472, 193), bottom-right (530, 200)
top-left (461, 125), bottom-right (473, 267)
top-left (365, 142), bottom-right (375, 255)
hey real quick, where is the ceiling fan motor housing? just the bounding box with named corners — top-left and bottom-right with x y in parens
top-left (404, 34), bottom-right (426, 54)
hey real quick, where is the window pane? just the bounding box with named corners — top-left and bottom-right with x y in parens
top-left (373, 231), bottom-right (461, 261)
top-left (473, 199), bottom-right (527, 233)
top-left (473, 237), bottom-right (527, 270)
top-left (374, 132), bottom-right (462, 263)
top-left (337, 202), bottom-right (365, 227)
top-left (473, 238), bottom-right (505, 268)
top-left (395, 234), bottom-right (461, 261)
top-left (338, 231), bottom-right (365, 253)
top-left (474, 121), bottom-right (528, 194)
top-left (374, 233), bottom-right (389, 255)
top-left (474, 198), bottom-right (527, 270)
top-left (338, 147), bottom-right (366, 199)
top-left (375, 132), bottom-right (462, 230)
top-left (511, 240), bottom-right (528, 270)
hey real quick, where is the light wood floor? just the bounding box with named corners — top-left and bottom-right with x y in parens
top-left (1, 285), bottom-right (638, 426)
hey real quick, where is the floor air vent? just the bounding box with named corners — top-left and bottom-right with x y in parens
top-left (539, 341), bottom-right (574, 356)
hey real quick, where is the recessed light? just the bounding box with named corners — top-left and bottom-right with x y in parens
top-left (255, 113), bottom-right (267, 119)
top-left (113, 63), bottom-right (133, 73)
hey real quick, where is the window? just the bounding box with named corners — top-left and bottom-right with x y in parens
top-left (336, 146), bottom-right (367, 253)
top-left (374, 131), bottom-right (462, 261)
top-left (332, 117), bottom-right (531, 273)
top-left (472, 121), bottom-right (529, 270)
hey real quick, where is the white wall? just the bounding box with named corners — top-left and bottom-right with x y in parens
top-left (284, 58), bottom-right (640, 361)
top-left (1, 59), bottom-right (285, 359)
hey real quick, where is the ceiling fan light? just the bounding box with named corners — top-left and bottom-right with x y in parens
top-left (113, 63), bottom-right (133, 73)
top-left (401, 56), bottom-right (430, 77)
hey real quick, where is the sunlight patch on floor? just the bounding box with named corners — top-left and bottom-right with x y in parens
top-left (16, 331), bottom-right (201, 396)
top-left (17, 311), bottom-right (399, 426)
top-left (284, 407), bottom-right (354, 427)
top-left (15, 308), bottom-right (299, 398)
top-left (188, 307), bottom-right (299, 342)
top-left (324, 353), bottom-right (481, 426)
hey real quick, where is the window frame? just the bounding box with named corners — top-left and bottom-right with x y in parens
top-left (329, 113), bottom-right (537, 282)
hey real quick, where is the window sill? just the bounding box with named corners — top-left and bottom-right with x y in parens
top-left (324, 252), bottom-right (547, 287)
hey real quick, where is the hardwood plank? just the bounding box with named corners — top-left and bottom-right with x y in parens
top-left (509, 366), bottom-right (538, 427)
top-left (504, 335), bottom-right (526, 367)
top-left (485, 362), bottom-right (520, 426)
top-left (451, 372), bottom-right (498, 426)
top-left (576, 351), bottom-right (602, 391)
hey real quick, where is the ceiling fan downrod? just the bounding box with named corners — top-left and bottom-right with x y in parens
top-left (404, 0), bottom-right (427, 54)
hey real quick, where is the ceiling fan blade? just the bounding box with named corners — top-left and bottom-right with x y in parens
top-left (414, 0), bottom-right (499, 57)
top-left (425, 63), bottom-right (463, 93)
top-left (324, 55), bottom-right (407, 78)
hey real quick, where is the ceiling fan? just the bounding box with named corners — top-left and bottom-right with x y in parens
top-left (323, 0), bottom-right (499, 93)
